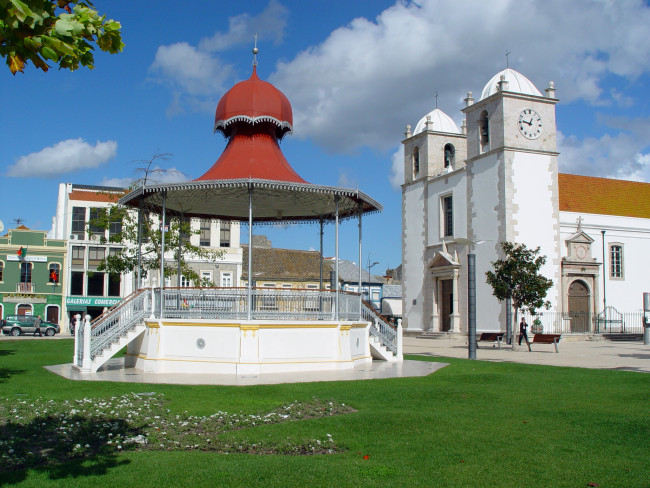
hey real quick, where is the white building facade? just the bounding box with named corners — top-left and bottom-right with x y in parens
top-left (402, 69), bottom-right (650, 336)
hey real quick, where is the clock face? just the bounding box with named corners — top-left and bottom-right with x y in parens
top-left (518, 109), bottom-right (542, 139)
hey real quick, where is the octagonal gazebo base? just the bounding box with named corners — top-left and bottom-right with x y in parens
top-left (124, 318), bottom-right (372, 375)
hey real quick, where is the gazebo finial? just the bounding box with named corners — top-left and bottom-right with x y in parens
top-left (252, 33), bottom-right (259, 67)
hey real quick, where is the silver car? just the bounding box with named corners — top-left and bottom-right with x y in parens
top-left (1, 315), bottom-right (60, 336)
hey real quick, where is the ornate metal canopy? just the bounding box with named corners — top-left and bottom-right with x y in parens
top-left (118, 178), bottom-right (382, 223)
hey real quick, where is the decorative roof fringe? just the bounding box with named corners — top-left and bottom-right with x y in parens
top-left (214, 115), bottom-right (293, 134)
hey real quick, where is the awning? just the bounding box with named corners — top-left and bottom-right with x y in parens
top-left (381, 298), bottom-right (402, 317)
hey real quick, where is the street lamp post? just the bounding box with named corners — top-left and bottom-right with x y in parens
top-left (455, 238), bottom-right (486, 360)
top-left (366, 258), bottom-right (379, 304)
top-left (467, 252), bottom-right (477, 359)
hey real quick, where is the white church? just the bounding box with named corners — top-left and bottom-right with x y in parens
top-left (401, 67), bottom-right (650, 336)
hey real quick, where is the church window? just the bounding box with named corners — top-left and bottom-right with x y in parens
top-left (479, 111), bottom-right (489, 151)
top-left (442, 195), bottom-right (453, 237)
top-left (609, 244), bottom-right (624, 279)
top-left (413, 147), bottom-right (420, 175)
top-left (444, 144), bottom-right (455, 168)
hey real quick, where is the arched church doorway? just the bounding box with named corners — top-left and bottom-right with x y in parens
top-left (568, 280), bottom-right (590, 333)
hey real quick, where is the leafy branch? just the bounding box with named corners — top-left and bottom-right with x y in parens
top-left (1, 0), bottom-right (123, 74)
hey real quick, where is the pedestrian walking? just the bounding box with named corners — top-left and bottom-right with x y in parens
top-left (34, 315), bottom-right (42, 337)
top-left (518, 317), bottom-right (529, 345)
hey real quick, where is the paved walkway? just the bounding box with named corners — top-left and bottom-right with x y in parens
top-left (403, 336), bottom-right (650, 373)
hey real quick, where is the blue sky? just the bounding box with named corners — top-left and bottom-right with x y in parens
top-left (3, 0), bottom-right (650, 275)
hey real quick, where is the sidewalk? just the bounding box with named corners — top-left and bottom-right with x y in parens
top-left (403, 336), bottom-right (650, 373)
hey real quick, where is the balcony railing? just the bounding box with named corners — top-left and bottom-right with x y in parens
top-left (16, 282), bottom-right (34, 293)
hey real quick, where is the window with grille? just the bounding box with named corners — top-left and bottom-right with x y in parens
top-left (200, 219), bottom-right (211, 247)
top-left (109, 208), bottom-right (122, 238)
top-left (220, 222), bottom-right (231, 247)
top-left (71, 206), bottom-right (86, 238)
top-left (20, 262), bottom-right (32, 283)
top-left (220, 272), bottom-right (232, 287)
top-left (71, 246), bottom-right (85, 269)
top-left (89, 207), bottom-right (106, 236)
top-left (49, 263), bottom-right (60, 283)
top-left (610, 244), bottom-right (624, 279)
top-left (88, 246), bottom-right (105, 270)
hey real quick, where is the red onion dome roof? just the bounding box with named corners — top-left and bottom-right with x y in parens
top-left (196, 125), bottom-right (307, 184)
top-left (214, 66), bottom-right (293, 139)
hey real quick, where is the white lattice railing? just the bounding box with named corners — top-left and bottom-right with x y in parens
top-left (362, 301), bottom-right (399, 355)
top-left (75, 288), bottom-right (152, 367)
top-left (76, 287), bottom-right (396, 369)
top-left (517, 309), bottom-right (646, 335)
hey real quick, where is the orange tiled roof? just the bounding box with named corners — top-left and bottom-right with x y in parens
top-left (241, 245), bottom-right (331, 282)
top-left (559, 173), bottom-right (650, 219)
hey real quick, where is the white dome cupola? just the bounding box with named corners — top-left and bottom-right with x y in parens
top-left (480, 68), bottom-right (542, 100)
top-left (413, 108), bottom-right (461, 135)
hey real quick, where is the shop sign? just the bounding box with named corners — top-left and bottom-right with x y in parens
top-left (6, 255), bottom-right (47, 262)
top-left (4, 294), bottom-right (47, 304)
top-left (65, 297), bottom-right (121, 307)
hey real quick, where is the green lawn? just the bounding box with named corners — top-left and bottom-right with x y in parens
top-left (1, 338), bottom-right (648, 487)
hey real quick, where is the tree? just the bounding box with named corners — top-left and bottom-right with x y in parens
top-left (88, 158), bottom-right (225, 288)
top-left (485, 241), bottom-right (553, 320)
top-left (1, 0), bottom-right (123, 74)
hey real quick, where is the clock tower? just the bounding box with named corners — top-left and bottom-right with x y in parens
top-left (462, 68), bottom-right (562, 320)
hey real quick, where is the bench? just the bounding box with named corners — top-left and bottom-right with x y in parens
top-left (527, 334), bottom-right (561, 353)
top-left (478, 332), bottom-right (505, 350)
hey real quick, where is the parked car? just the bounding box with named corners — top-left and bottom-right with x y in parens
top-left (1, 315), bottom-right (60, 337)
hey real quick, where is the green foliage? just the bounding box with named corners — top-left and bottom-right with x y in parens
top-left (485, 241), bottom-right (553, 315)
top-left (0, 0), bottom-right (123, 74)
top-left (87, 191), bottom-right (225, 287)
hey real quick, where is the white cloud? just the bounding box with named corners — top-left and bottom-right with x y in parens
top-left (198, 0), bottom-right (288, 52)
top-left (7, 139), bottom-right (117, 178)
top-left (269, 0), bottom-right (650, 155)
top-left (149, 1), bottom-right (289, 115)
top-left (150, 42), bottom-right (233, 99)
top-left (389, 146), bottom-right (404, 190)
top-left (558, 130), bottom-right (650, 182)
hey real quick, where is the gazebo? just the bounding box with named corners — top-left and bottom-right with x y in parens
top-left (73, 62), bottom-right (401, 376)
